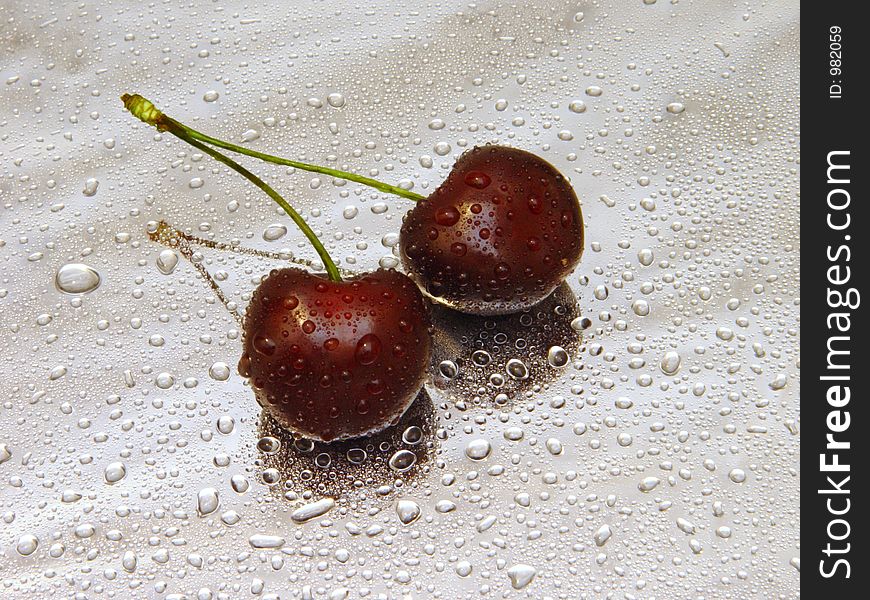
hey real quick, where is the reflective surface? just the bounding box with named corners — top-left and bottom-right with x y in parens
top-left (0, 1), bottom-right (800, 598)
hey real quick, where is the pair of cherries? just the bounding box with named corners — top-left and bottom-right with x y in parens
top-left (123, 94), bottom-right (584, 442)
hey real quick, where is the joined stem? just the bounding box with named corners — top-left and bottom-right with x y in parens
top-left (122, 93), bottom-right (342, 282)
top-left (121, 93), bottom-right (424, 201)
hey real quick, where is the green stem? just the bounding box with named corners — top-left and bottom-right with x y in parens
top-left (122, 94), bottom-right (424, 201)
top-left (122, 94), bottom-right (342, 282)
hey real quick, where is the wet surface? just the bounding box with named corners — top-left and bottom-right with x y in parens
top-left (0, 1), bottom-right (799, 597)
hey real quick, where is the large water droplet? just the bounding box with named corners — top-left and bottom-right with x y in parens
top-left (156, 249), bottom-right (179, 275)
top-left (660, 351), bottom-right (682, 375)
top-left (55, 263), bottom-right (101, 294)
top-left (263, 224), bottom-right (288, 241)
top-left (396, 500), bottom-right (421, 525)
top-left (291, 498), bottom-right (335, 523)
top-left (16, 534), bottom-right (39, 556)
top-left (507, 564), bottom-right (537, 589)
top-left (197, 487), bottom-right (220, 516)
top-left (465, 439), bottom-right (492, 460)
top-left (104, 462), bottom-right (127, 484)
top-left (388, 450), bottom-right (417, 472)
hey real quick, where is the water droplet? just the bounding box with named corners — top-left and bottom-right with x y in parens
top-left (507, 564), bottom-right (537, 590)
top-left (677, 517), bottom-right (696, 535)
top-left (327, 92), bottom-right (345, 107)
top-left (155, 372), bottom-right (175, 389)
top-left (402, 426), bottom-right (423, 445)
top-left (545, 438), bottom-right (563, 455)
top-left (209, 362), bottom-right (230, 381)
top-left (506, 359), bottom-right (529, 380)
top-left (196, 487), bottom-right (220, 516)
top-left (257, 436), bottom-right (281, 454)
top-left (263, 224), bottom-right (288, 241)
top-left (396, 500), bottom-right (421, 525)
top-left (104, 462), bottom-right (126, 484)
top-left (465, 439), bottom-right (492, 461)
top-left (82, 177), bottom-right (99, 196)
top-left (156, 249), bottom-right (179, 275)
top-left (547, 346), bottom-right (569, 368)
top-left (0, 444), bottom-right (11, 465)
top-left (769, 373), bottom-right (788, 390)
top-left (666, 102), bottom-right (686, 114)
top-left (632, 299), bottom-right (650, 316)
top-left (217, 416), bottom-right (235, 434)
top-left (729, 468), bottom-right (746, 483)
top-left (434, 141), bottom-right (451, 156)
top-left (291, 498), bottom-right (335, 523)
top-left (504, 427), bottom-right (524, 441)
top-left (249, 534), bottom-right (285, 549)
top-left (61, 489), bottom-right (82, 503)
top-left (388, 449), bottom-right (417, 472)
top-left (240, 129), bottom-right (260, 142)
top-left (55, 263), bottom-right (101, 294)
top-left (203, 90), bottom-right (220, 102)
top-left (438, 360), bottom-right (459, 379)
top-left (231, 475), bottom-right (249, 494)
top-left (16, 534), bottom-right (39, 556)
top-left (660, 351), bottom-right (682, 375)
top-left (122, 550), bottom-right (138, 572)
top-left (637, 248), bottom-right (654, 266)
top-left (471, 350), bottom-right (492, 366)
top-left (615, 397), bottom-right (634, 409)
top-left (594, 524), bottom-right (612, 547)
top-left (639, 477), bottom-right (661, 492)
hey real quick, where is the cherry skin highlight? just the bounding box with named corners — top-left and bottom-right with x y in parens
top-left (400, 145), bottom-right (584, 315)
top-left (238, 268), bottom-right (432, 442)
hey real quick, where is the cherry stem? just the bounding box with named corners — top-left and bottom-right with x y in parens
top-left (121, 94), bottom-right (424, 201)
top-left (122, 93), bottom-right (342, 282)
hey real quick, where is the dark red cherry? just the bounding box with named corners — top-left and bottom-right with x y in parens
top-left (239, 268), bottom-right (432, 442)
top-left (399, 145), bottom-right (584, 315)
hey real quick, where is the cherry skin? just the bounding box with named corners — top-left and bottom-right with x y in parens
top-left (238, 268), bottom-right (432, 442)
top-left (399, 145), bottom-right (584, 315)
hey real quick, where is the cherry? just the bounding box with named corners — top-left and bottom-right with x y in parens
top-left (399, 146), bottom-right (584, 315)
top-left (238, 268), bottom-right (431, 442)
top-left (122, 95), bottom-right (585, 319)
top-left (122, 94), bottom-right (432, 441)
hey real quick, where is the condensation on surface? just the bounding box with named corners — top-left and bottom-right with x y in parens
top-left (0, 1), bottom-right (799, 598)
